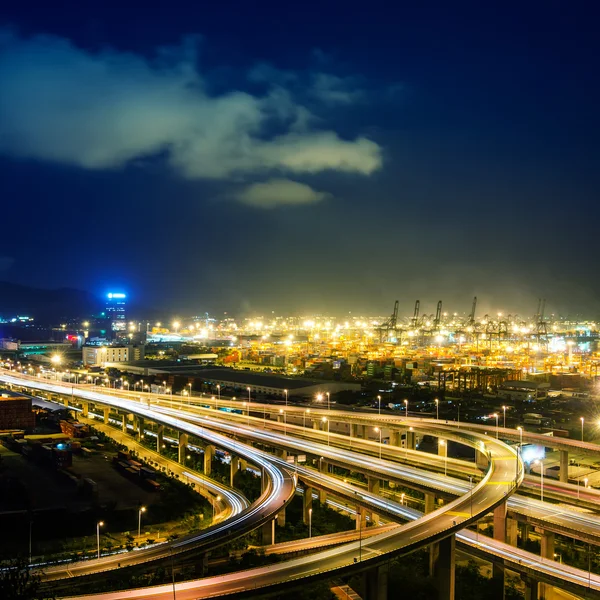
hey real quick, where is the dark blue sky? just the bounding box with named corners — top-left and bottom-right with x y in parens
top-left (0, 1), bottom-right (598, 317)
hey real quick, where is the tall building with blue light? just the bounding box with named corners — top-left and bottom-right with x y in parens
top-left (106, 292), bottom-right (126, 331)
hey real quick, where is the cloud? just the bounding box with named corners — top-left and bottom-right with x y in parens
top-left (309, 73), bottom-right (364, 105)
top-left (0, 30), bottom-right (382, 181)
top-left (233, 179), bottom-right (330, 209)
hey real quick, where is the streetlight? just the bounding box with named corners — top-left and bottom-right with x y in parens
top-left (216, 384), bottom-right (221, 408)
top-left (493, 413), bottom-right (499, 439)
top-left (439, 440), bottom-right (447, 476)
top-left (303, 409), bottom-right (311, 428)
top-left (435, 398), bottom-right (439, 420)
top-left (96, 521), bottom-right (104, 559)
top-left (400, 493), bottom-right (405, 505)
top-left (534, 459), bottom-right (545, 502)
top-left (502, 405), bottom-right (507, 429)
top-left (279, 409), bottom-right (287, 436)
top-left (517, 426), bottom-right (523, 454)
top-left (284, 389), bottom-right (288, 408)
top-left (308, 507), bottom-right (313, 538)
top-left (322, 417), bottom-right (329, 446)
top-left (246, 388), bottom-right (251, 425)
top-left (374, 427), bottom-right (382, 459)
top-left (377, 395), bottom-right (381, 416)
top-left (213, 495), bottom-right (221, 520)
top-left (326, 392), bottom-right (330, 412)
top-left (581, 416), bottom-right (585, 442)
top-left (404, 399), bottom-right (408, 418)
top-left (138, 506), bottom-right (146, 539)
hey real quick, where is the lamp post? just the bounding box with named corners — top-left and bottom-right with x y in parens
top-left (435, 398), bottom-right (439, 420)
top-left (400, 493), bottom-right (405, 505)
top-left (96, 521), bottom-right (104, 559)
top-left (534, 459), bottom-right (545, 502)
top-left (502, 405), bottom-right (507, 429)
top-left (322, 417), bottom-right (329, 446)
top-left (517, 426), bottom-right (523, 455)
top-left (187, 383), bottom-right (192, 402)
top-left (440, 440), bottom-right (447, 476)
top-left (581, 416), bottom-right (585, 442)
top-left (246, 387), bottom-right (251, 425)
top-left (216, 385), bottom-right (221, 408)
top-left (374, 427), bottom-right (382, 459)
top-left (326, 392), bottom-right (330, 412)
top-left (493, 413), bottom-right (499, 439)
top-left (303, 409), bottom-right (310, 428)
top-left (284, 389), bottom-right (288, 408)
top-left (377, 395), bottom-right (381, 416)
top-left (138, 506), bottom-right (146, 539)
top-left (279, 409), bottom-right (287, 436)
top-left (404, 399), bottom-right (408, 418)
top-left (308, 507), bottom-right (312, 538)
top-left (213, 495), bottom-right (221, 520)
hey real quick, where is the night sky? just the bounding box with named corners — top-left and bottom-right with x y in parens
top-left (0, 1), bottom-right (598, 318)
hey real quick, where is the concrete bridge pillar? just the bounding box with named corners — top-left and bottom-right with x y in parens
top-left (476, 449), bottom-right (488, 469)
top-left (350, 423), bottom-right (358, 438)
top-left (303, 486), bottom-right (313, 524)
top-left (430, 535), bottom-right (455, 600)
top-left (438, 439), bottom-right (446, 456)
top-left (103, 407), bottom-right (110, 425)
top-left (406, 429), bottom-right (416, 450)
top-left (506, 517), bottom-right (518, 546)
top-left (493, 502), bottom-right (507, 542)
top-left (364, 563), bottom-right (389, 600)
top-left (522, 575), bottom-right (539, 600)
top-left (356, 506), bottom-right (367, 530)
top-left (203, 444), bottom-right (214, 476)
top-left (313, 420), bottom-right (320, 431)
top-left (260, 519), bottom-right (275, 546)
top-left (178, 433), bottom-right (189, 464)
top-left (156, 425), bottom-right (164, 453)
top-left (538, 529), bottom-right (555, 559)
top-left (368, 477), bottom-right (381, 525)
top-left (136, 417), bottom-right (144, 441)
top-left (121, 414), bottom-right (128, 433)
top-left (390, 430), bottom-right (401, 446)
top-left (81, 402), bottom-right (89, 417)
top-left (277, 508), bottom-right (286, 527)
top-left (425, 492), bottom-right (436, 514)
top-left (559, 450), bottom-right (569, 483)
top-left (319, 488), bottom-right (327, 504)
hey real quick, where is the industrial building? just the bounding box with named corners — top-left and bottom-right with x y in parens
top-left (82, 344), bottom-right (145, 366)
top-left (0, 389), bottom-right (35, 430)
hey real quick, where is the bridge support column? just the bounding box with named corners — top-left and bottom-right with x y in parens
top-left (493, 502), bottom-right (507, 542)
top-left (355, 506), bottom-right (367, 530)
top-left (559, 450), bottom-right (569, 483)
top-left (103, 407), bottom-right (110, 425)
top-left (522, 576), bottom-right (539, 600)
top-left (136, 417), bottom-right (144, 441)
top-left (313, 420), bottom-right (320, 431)
top-left (121, 414), bottom-right (128, 433)
top-left (178, 433), bottom-right (188, 464)
top-left (406, 429), bottom-right (416, 451)
top-left (476, 449), bottom-right (488, 468)
top-left (506, 517), bottom-right (518, 546)
top-left (63, 396), bottom-right (69, 407)
top-left (390, 430), bottom-right (401, 446)
top-left (303, 487), bottom-right (313, 524)
top-left (539, 530), bottom-right (555, 559)
top-left (368, 477), bottom-right (380, 525)
top-left (260, 519), bottom-right (274, 546)
top-left (438, 439), bottom-right (446, 456)
top-left (203, 444), bottom-right (214, 476)
top-left (350, 423), bottom-right (358, 438)
top-left (156, 426), bottom-right (164, 453)
top-left (430, 535), bottom-right (455, 600)
top-left (364, 563), bottom-right (389, 600)
top-left (81, 402), bottom-right (89, 417)
top-left (277, 508), bottom-right (286, 527)
top-left (425, 492), bottom-right (436, 514)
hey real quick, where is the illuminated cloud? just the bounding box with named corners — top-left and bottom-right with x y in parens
top-left (233, 179), bottom-right (330, 209)
top-left (0, 30), bottom-right (382, 181)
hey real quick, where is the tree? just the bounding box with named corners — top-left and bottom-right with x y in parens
top-left (0, 558), bottom-right (55, 600)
